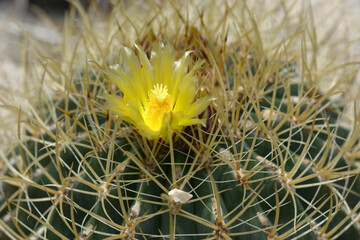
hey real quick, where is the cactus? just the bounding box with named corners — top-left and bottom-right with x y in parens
top-left (1, 1), bottom-right (360, 240)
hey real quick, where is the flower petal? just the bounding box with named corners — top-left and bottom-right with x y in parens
top-left (106, 44), bottom-right (213, 142)
top-left (135, 44), bottom-right (155, 94)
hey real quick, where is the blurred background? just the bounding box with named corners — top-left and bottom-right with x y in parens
top-left (0, 0), bottom-right (111, 149)
top-left (0, 0), bottom-right (110, 61)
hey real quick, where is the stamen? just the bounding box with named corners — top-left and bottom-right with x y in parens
top-left (143, 84), bottom-right (171, 131)
top-left (151, 84), bottom-right (169, 102)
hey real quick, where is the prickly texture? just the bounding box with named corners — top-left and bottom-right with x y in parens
top-left (1, 1), bottom-right (360, 240)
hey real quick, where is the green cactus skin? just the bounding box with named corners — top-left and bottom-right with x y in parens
top-left (1, 47), bottom-right (359, 240)
top-left (1, 1), bottom-right (360, 240)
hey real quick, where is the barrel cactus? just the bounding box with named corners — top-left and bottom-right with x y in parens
top-left (1, 1), bottom-right (359, 239)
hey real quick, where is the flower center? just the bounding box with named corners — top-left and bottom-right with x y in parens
top-left (143, 84), bottom-right (171, 131)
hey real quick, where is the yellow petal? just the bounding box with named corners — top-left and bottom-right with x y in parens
top-left (169, 51), bottom-right (192, 98)
top-left (106, 44), bottom-right (213, 142)
top-left (135, 44), bottom-right (155, 94)
top-left (186, 96), bottom-right (214, 119)
top-left (173, 76), bottom-right (196, 112)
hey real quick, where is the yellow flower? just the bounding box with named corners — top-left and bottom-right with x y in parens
top-left (106, 44), bottom-right (213, 141)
